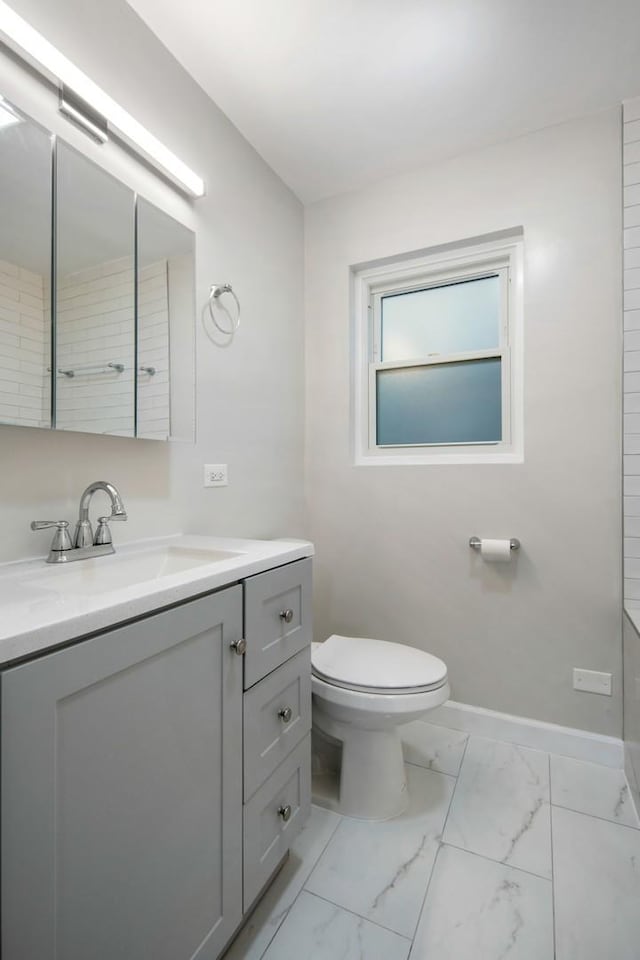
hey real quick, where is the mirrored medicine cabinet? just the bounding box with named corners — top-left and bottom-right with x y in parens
top-left (0, 95), bottom-right (195, 441)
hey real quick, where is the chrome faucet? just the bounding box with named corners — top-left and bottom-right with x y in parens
top-left (31, 481), bottom-right (127, 564)
top-left (74, 480), bottom-right (127, 548)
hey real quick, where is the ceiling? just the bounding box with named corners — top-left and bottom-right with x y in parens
top-left (126, 0), bottom-right (640, 203)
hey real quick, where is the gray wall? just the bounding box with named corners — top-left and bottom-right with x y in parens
top-left (0, 0), bottom-right (305, 561)
top-left (305, 109), bottom-right (622, 736)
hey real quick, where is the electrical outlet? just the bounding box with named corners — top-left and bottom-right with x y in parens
top-left (573, 668), bottom-right (612, 696)
top-left (204, 463), bottom-right (228, 487)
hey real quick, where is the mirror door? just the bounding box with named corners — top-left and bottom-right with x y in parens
top-left (0, 97), bottom-right (52, 430)
top-left (55, 141), bottom-right (135, 437)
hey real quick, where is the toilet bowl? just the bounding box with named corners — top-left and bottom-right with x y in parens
top-left (311, 635), bottom-right (449, 820)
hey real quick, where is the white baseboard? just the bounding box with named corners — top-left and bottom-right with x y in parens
top-left (428, 700), bottom-right (624, 768)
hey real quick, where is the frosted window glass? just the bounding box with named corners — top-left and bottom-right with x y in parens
top-left (376, 358), bottom-right (502, 446)
top-left (381, 275), bottom-right (500, 361)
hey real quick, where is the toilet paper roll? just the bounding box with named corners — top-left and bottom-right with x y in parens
top-left (479, 539), bottom-right (512, 563)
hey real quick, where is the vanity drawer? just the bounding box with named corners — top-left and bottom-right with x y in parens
top-left (243, 648), bottom-right (311, 801)
top-left (243, 734), bottom-right (311, 911)
top-left (243, 558), bottom-right (312, 688)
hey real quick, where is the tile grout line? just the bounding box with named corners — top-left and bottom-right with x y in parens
top-left (407, 843), bottom-right (445, 959)
top-left (549, 754), bottom-right (558, 960)
top-left (550, 801), bottom-right (640, 833)
top-left (404, 759), bottom-right (457, 779)
top-left (404, 735), bottom-right (473, 955)
top-left (299, 888), bottom-right (413, 943)
top-left (438, 838), bottom-right (553, 883)
top-left (549, 798), bottom-right (640, 830)
top-left (256, 811), bottom-right (344, 960)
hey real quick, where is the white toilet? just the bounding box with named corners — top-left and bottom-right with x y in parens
top-left (311, 635), bottom-right (450, 820)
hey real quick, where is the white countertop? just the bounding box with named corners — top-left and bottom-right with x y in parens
top-left (0, 534), bottom-right (313, 667)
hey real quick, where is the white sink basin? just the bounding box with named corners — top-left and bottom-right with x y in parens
top-left (29, 545), bottom-right (243, 596)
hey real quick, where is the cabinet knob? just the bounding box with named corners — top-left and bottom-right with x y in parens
top-left (279, 608), bottom-right (294, 624)
top-left (278, 706), bottom-right (293, 723)
top-left (230, 637), bottom-right (247, 656)
top-left (278, 804), bottom-right (292, 822)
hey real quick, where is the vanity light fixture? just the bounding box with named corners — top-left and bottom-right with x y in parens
top-left (0, 1), bottom-right (205, 197)
top-left (0, 95), bottom-right (20, 129)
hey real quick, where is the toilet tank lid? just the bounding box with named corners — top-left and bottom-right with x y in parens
top-left (312, 635), bottom-right (448, 692)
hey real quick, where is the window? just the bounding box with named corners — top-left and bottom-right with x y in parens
top-left (353, 234), bottom-right (523, 465)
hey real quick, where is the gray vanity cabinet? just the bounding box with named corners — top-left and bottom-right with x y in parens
top-left (1, 587), bottom-right (244, 960)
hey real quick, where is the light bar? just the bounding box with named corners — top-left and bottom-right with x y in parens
top-left (0, 2), bottom-right (205, 197)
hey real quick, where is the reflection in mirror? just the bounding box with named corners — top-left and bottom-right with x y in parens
top-left (55, 141), bottom-right (135, 436)
top-left (136, 198), bottom-right (195, 441)
top-left (0, 97), bottom-right (52, 429)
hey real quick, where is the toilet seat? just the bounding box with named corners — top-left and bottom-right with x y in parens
top-left (311, 635), bottom-right (448, 696)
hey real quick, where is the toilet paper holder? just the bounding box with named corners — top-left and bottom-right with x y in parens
top-left (469, 537), bottom-right (520, 551)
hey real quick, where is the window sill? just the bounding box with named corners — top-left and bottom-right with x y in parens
top-left (354, 450), bottom-right (524, 466)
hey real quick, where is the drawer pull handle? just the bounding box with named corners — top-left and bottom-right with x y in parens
top-left (278, 706), bottom-right (293, 723)
top-left (278, 804), bottom-right (292, 822)
top-left (230, 637), bottom-right (247, 656)
top-left (279, 608), bottom-right (294, 624)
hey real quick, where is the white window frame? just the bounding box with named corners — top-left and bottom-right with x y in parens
top-left (352, 235), bottom-right (524, 465)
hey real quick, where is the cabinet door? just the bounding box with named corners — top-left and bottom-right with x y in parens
top-left (2, 588), bottom-right (243, 960)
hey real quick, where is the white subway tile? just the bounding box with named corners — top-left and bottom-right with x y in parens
top-left (625, 517), bottom-right (640, 537)
top-left (625, 496), bottom-right (640, 516)
top-left (625, 333), bottom-right (640, 355)
top-left (626, 226), bottom-right (640, 254)
top-left (624, 478), bottom-right (640, 495)
top-left (624, 350), bottom-right (640, 372)
top-left (627, 558), bottom-right (640, 579)
top-left (625, 309), bottom-right (640, 331)
top-left (626, 141), bottom-right (640, 164)
top-left (625, 268), bottom-right (640, 290)
top-left (626, 289), bottom-right (640, 311)
top-left (625, 162), bottom-right (640, 186)
top-left (625, 206), bottom-right (640, 229)
top-left (624, 394), bottom-right (640, 414)
top-left (0, 282), bottom-right (19, 303)
top-left (625, 538), bottom-right (640, 558)
top-left (625, 185), bottom-right (640, 207)
top-left (624, 119), bottom-right (640, 143)
top-left (625, 248), bottom-right (640, 270)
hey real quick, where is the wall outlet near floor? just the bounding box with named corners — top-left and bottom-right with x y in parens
top-left (203, 463), bottom-right (228, 487)
top-left (572, 667), bottom-right (612, 696)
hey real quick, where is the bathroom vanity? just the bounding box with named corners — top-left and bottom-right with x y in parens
top-left (0, 536), bottom-right (313, 960)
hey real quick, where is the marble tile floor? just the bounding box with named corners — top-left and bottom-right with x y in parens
top-left (223, 721), bottom-right (640, 960)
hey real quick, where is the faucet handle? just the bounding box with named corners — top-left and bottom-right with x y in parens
top-left (94, 513), bottom-right (126, 546)
top-left (94, 517), bottom-right (112, 546)
top-left (30, 520), bottom-right (73, 553)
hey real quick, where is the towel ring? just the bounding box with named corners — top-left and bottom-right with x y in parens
top-left (208, 283), bottom-right (241, 337)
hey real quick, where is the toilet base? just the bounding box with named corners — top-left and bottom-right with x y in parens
top-left (312, 707), bottom-right (409, 820)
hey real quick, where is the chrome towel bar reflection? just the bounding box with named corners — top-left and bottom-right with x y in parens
top-left (52, 361), bottom-right (125, 378)
top-left (469, 537), bottom-right (520, 551)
